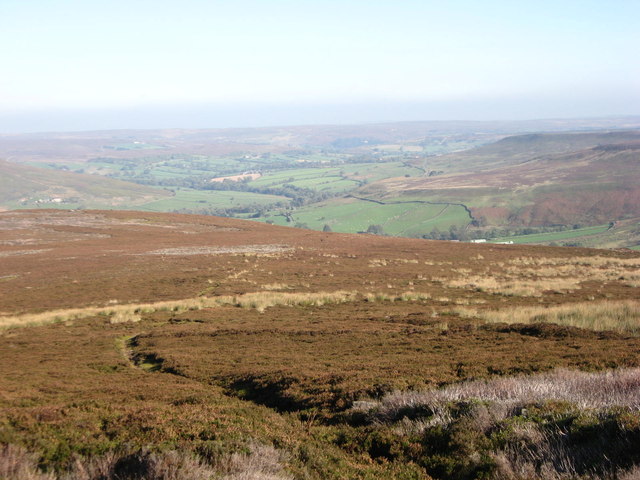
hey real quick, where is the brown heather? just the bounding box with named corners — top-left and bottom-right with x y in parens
top-left (2, 210), bottom-right (640, 480)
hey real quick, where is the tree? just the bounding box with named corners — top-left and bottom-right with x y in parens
top-left (366, 224), bottom-right (385, 235)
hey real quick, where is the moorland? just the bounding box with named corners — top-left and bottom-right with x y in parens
top-left (1, 209), bottom-right (640, 479)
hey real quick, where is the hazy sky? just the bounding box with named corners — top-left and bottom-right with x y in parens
top-left (1, 0), bottom-right (639, 131)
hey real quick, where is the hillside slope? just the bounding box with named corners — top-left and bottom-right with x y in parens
top-left (363, 131), bottom-right (640, 227)
top-left (1, 210), bottom-right (640, 479)
top-left (414, 130), bottom-right (640, 173)
top-left (0, 159), bottom-right (169, 209)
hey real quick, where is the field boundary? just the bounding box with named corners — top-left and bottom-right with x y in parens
top-left (346, 194), bottom-right (475, 225)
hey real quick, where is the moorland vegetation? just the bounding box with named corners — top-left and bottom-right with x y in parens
top-left (1, 210), bottom-right (640, 479)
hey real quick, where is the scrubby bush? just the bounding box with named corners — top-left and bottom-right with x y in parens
top-left (0, 443), bottom-right (292, 480)
top-left (352, 368), bottom-right (640, 479)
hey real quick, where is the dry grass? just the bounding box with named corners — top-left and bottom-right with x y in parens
top-left (506, 255), bottom-right (640, 288)
top-left (0, 290), bottom-right (366, 328)
top-left (457, 300), bottom-right (640, 335)
top-left (360, 367), bottom-right (640, 422)
top-left (369, 258), bottom-right (420, 268)
top-left (0, 290), bottom-right (438, 329)
top-left (352, 367), bottom-right (640, 479)
top-left (438, 254), bottom-right (640, 297)
top-left (0, 249), bottom-right (51, 257)
top-left (509, 256), bottom-right (640, 269)
top-left (64, 449), bottom-right (217, 480)
top-left (220, 443), bottom-right (292, 480)
top-left (491, 439), bottom-right (640, 480)
top-left (260, 283), bottom-right (291, 291)
top-left (140, 244), bottom-right (292, 256)
top-left (364, 291), bottom-right (431, 302)
top-left (0, 443), bottom-right (291, 480)
top-left (228, 291), bottom-right (358, 313)
top-left (0, 444), bottom-right (54, 480)
top-left (445, 275), bottom-right (581, 296)
top-left (368, 258), bottom-right (388, 267)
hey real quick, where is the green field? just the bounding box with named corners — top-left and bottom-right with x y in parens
top-left (138, 188), bottom-right (289, 212)
top-left (249, 162), bottom-right (422, 193)
top-left (84, 153), bottom-right (363, 185)
top-left (250, 168), bottom-right (358, 193)
top-left (107, 142), bottom-right (165, 150)
top-left (88, 155), bottom-right (252, 180)
top-left (261, 197), bottom-right (471, 236)
top-left (250, 167), bottom-right (354, 191)
top-left (491, 224), bottom-right (610, 244)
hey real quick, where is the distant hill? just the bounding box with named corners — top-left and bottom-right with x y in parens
top-left (0, 159), bottom-right (169, 210)
top-left (1, 116), bottom-right (639, 163)
top-left (411, 130), bottom-right (640, 173)
top-left (363, 130), bottom-right (640, 227)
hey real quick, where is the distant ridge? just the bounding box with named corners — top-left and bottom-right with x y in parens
top-left (0, 159), bottom-right (168, 209)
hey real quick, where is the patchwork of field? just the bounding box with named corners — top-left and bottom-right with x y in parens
top-left (1, 210), bottom-right (640, 479)
top-left (2, 126), bottom-right (640, 248)
top-left (240, 161), bottom-right (422, 192)
top-left (262, 196), bottom-right (471, 235)
top-left (368, 134), bottom-right (640, 232)
top-left (249, 167), bottom-right (361, 194)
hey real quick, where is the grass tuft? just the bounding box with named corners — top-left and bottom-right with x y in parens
top-left (457, 300), bottom-right (640, 335)
top-left (0, 289), bottom-right (444, 329)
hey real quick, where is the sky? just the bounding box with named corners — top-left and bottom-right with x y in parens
top-left (0, 0), bottom-right (639, 132)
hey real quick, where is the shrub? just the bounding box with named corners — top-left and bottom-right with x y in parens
top-left (0, 444), bottom-right (54, 480)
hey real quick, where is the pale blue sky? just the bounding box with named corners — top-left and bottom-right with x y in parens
top-left (0, 0), bottom-right (638, 130)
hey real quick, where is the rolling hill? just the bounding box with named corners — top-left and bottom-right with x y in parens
top-left (0, 159), bottom-right (170, 210)
top-left (1, 123), bottom-right (639, 247)
top-left (362, 131), bottom-right (640, 229)
top-left (415, 130), bottom-right (640, 173)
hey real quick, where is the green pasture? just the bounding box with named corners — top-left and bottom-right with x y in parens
top-left (88, 156), bottom-right (251, 179)
top-left (138, 188), bottom-right (289, 212)
top-left (249, 162), bottom-right (421, 192)
top-left (107, 142), bottom-right (164, 150)
top-left (491, 224), bottom-right (610, 244)
top-left (341, 162), bottom-right (424, 182)
top-left (261, 198), bottom-right (471, 236)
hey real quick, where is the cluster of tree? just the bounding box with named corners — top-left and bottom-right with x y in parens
top-left (364, 224), bottom-right (385, 235)
top-left (483, 224), bottom-right (589, 239)
top-left (169, 201), bottom-right (287, 218)
top-left (198, 181), bottom-right (336, 208)
top-left (420, 225), bottom-right (472, 241)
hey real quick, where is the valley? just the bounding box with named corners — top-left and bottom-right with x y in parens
top-left (2, 118), bottom-right (639, 249)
